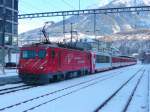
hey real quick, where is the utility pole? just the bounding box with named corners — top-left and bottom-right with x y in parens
top-left (63, 15), bottom-right (66, 40)
top-left (70, 23), bottom-right (73, 44)
top-left (93, 13), bottom-right (98, 50)
top-left (93, 13), bottom-right (96, 39)
top-left (79, 0), bottom-right (80, 10)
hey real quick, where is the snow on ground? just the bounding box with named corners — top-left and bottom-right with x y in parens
top-left (0, 66), bottom-right (132, 110)
top-left (0, 64), bottom-right (147, 112)
top-left (28, 65), bottom-right (143, 112)
top-left (126, 69), bottom-right (148, 112)
top-left (0, 83), bottom-right (25, 90)
top-left (0, 53), bottom-right (19, 77)
top-left (5, 53), bottom-right (19, 64)
top-left (0, 69), bottom-right (18, 77)
top-left (0, 69), bottom-right (20, 85)
top-left (99, 68), bottom-right (148, 112)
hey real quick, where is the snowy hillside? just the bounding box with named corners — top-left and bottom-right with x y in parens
top-left (19, 0), bottom-right (150, 40)
top-left (109, 0), bottom-right (150, 6)
top-left (102, 30), bottom-right (150, 55)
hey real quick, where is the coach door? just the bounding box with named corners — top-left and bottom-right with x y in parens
top-left (58, 51), bottom-right (61, 71)
top-left (91, 53), bottom-right (96, 73)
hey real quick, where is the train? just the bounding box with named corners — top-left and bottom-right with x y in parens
top-left (18, 43), bottom-right (137, 84)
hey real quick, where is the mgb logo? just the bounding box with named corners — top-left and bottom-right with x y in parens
top-left (67, 54), bottom-right (73, 64)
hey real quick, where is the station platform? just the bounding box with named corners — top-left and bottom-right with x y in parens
top-left (0, 69), bottom-right (21, 85)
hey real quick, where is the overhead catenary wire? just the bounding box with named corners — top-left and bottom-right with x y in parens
top-left (19, 0), bottom-right (45, 13)
top-left (43, 0), bottom-right (64, 11)
top-left (19, 0), bottom-right (49, 21)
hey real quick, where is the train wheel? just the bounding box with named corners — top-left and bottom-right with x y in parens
top-left (65, 72), bottom-right (71, 79)
top-left (77, 70), bottom-right (82, 77)
top-left (53, 75), bottom-right (58, 82)
top-left (81, 69), bottom-right (86, 76)
top-left (59, 74), bottom-right (65, 81)
top-left (85, 70), bottom-right (90, 75)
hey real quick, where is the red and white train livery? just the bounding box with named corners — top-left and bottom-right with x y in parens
top-left (18, 43), bottom-right (137, 84)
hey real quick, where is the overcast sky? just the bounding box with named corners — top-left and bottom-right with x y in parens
top-left (18, 0), bottom-right (111, 34)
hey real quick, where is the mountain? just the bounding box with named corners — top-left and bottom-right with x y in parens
top-left (108, 0), bottom-right (150, 7)
top-left (19, 0), bottom-right (150, 41)
top-left (100, 29), bottom-right (150, 55)
top-left (19, 0), bottom-right (150, 55)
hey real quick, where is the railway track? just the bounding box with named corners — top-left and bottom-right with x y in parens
top-left (22, 68), bottom-right (143, 112)
top-left (0, 83), bottom-right (25, 91)
top-left (0, 84), bottom-right (36, 95)
top-left (116, 71), bottom-right (144, 112)
top-left (0, 70), bottom-right (21, 86)
top-left (0, 81), bottom-right (22, 86)
top-left (0, 65), bottom-right (134, 97)
top-left (0, 67), bottom-right (126, 97)
top-left (94, 69), bottom-right (145, 112)
top-left (0, 68), bottom-right (127, 112)
top-left (148, 71), bottom-right (150, 112)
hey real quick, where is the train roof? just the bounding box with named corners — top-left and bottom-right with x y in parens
top-left (21, 42), bottom-right (87, 51)
top-left (95, 52), bottom-right (111, 56)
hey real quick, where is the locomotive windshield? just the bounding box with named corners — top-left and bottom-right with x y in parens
top-left (22, 50), bottom-right (36, 59)
top-left (38, 50), bottom-right (46, 59)
top-left (21, 50), bottom-right (46, 59)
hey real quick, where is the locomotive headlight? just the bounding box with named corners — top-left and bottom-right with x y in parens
top-left (40, 66), bottom-right (44, 69)
top-left (19, 66), bottom-right (22, 68)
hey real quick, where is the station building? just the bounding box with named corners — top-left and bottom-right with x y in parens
top-left (0, 0), bottom-right (18, 64)
top-left (0, 0), bottom-right (18, 45)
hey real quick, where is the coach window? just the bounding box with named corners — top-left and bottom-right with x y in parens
top-left (96, 55), bottom-right (110, 63)
top-left (38, 50), bottom-right (46, 59)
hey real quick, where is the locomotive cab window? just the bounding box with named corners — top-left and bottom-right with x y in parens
top-left (38, 50), bottom-right (46, 59)
top-left (22, 50), bottom-right (36, 59)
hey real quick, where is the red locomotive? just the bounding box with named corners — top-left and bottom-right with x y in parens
top-left (19, 44), bottom-right (91, 84)
top-left (18, 43), bottom-right (137, 84)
